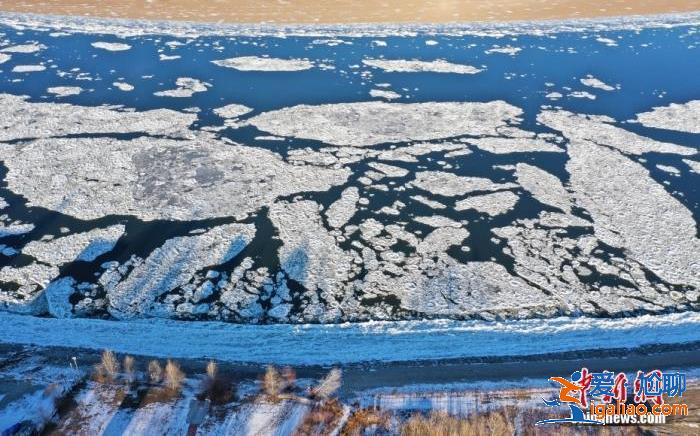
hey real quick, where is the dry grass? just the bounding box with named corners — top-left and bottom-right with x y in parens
top-left (341, 408), bottom-right (391, 436)
top-left (148, 360), bottom-right (163, 384)
top-left (294, 398), bottom-right (345, 436)
top-left (101, 350), bottom-right (119, 375)
top-left (206, 361), bottom-right (217, 379)
top-left (400, 409), bottom-right (516, 436)
top-left (312, 368), bottom-right (342, 400)
top-left (201, 360), bottom-right (234, 404)
top-left (94, 350), bottom-right (120, 383)
top-left (164, 360), bottom-right (185, 393)
top-left (262, 365), bottom-right (283, 400)
top-left (123, 356), bottom-right (135, 384)
top-left (281, 366), bottom-right (296, 390)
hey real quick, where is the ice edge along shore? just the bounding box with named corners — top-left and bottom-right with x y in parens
top-left (1, 311), bottom-right (699, 365)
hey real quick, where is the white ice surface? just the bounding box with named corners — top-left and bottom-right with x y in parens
top-left (0, 311), bottom-right (698, 365)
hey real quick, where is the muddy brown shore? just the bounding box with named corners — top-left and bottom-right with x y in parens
top-left (0, 0), bottom-right (699, 24)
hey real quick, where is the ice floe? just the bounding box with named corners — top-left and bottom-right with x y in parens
top-left (485, 46), bottom-right (522, 55)
top-left (248, 101), bottom-right (522, 147)
top-left (108, 223), bottom-right (255, 319)
top-left (91, 41), bottom-right (132, 51)
top-left (0, 223), bottom-right (34, 238)
top-left (0, 135), bottom-right (349, 221)
top-left (11, 65), bottom-right (45, 73)
top-left (367, 162), bottom-right (409, 178)
top-left (410, 171), bottom-right (517, 197)
top-left (580, 75), bottom-right (616, 91)
top-left (515, 163), bottom-right (572, 213)
top-left (0, 53), bottom-right (9, 64)
top-left (0, 42), bottom-right (45, 53)
top-left (537, 109), bottom-right (696, 155)
top-left (635, 100), bottom-right (700, 133)
top-left (0, 93), bottom-right (196, 140)
top-left (213, 103), bottom-right (252, 119)
top-left (684, 158), bottom-right (700, 173)
top-left (325, 187), bottom-right (360, 229)
top-left (369, 89), bottom-right (401, 100)
top-left (410, 195), bottom-right (446, 210)
top-left (566, 138), bottom-right (700, 289)
top-left (47, 86), bottom-right (83, 97)
top-left (212, 56), bottom-right (313, 71)
top-left (159, 53), bottom-right (180, 61)
top-left (270, 200), bottom-right (355, 321)
top-left (469, 137), bottom-right (563, 154)
top-left (568, 91), bottom-right (596, 100)
top-left (455, 191), bottom-right (519, 216)
top-left (112, 81), bottom-right (134, 91)
top-left (23, 225), bottom-right (124, 265)
top-left (362, 59), bottom-right (482, 74)
top-left (154, 77), bottom-right (209, 97)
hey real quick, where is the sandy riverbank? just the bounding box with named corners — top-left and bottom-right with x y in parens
top-left (0, 0), bottom-right (698, 24)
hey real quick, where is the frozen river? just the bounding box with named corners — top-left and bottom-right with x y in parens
top-left (0, 12), bottom-right (697, 359)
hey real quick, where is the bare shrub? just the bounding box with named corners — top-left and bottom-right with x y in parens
top-left (123, 356), bottom-right (136, 384)
top-left (164, 360), bottom-right (185, 393)
top-left (148, 360), bottom-right (163, 384)
top-left (262, 365), bottom-right (283, 400)
top-left (312, 368), bottom-right (342, 400)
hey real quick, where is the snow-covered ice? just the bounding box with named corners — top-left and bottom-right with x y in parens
top-left (362, 58), bottom-right (482, 74)
top-left (212, 56), bottom-right (313, 71)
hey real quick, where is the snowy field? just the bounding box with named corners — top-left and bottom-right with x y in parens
top-left (0, 11), bottom-right (698, 361)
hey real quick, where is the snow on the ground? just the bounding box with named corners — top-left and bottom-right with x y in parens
top-left (0, 311), bottom-right (699, 365)
top-left (52, 382), bottom-right (126, 435)
top-left (197, 400), bottom-right (309, 436)
top-left (0, 363), bottom-right (83, 432)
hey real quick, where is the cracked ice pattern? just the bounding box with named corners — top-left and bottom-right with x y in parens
top-left (0, 14), bottom-right (698, 326)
